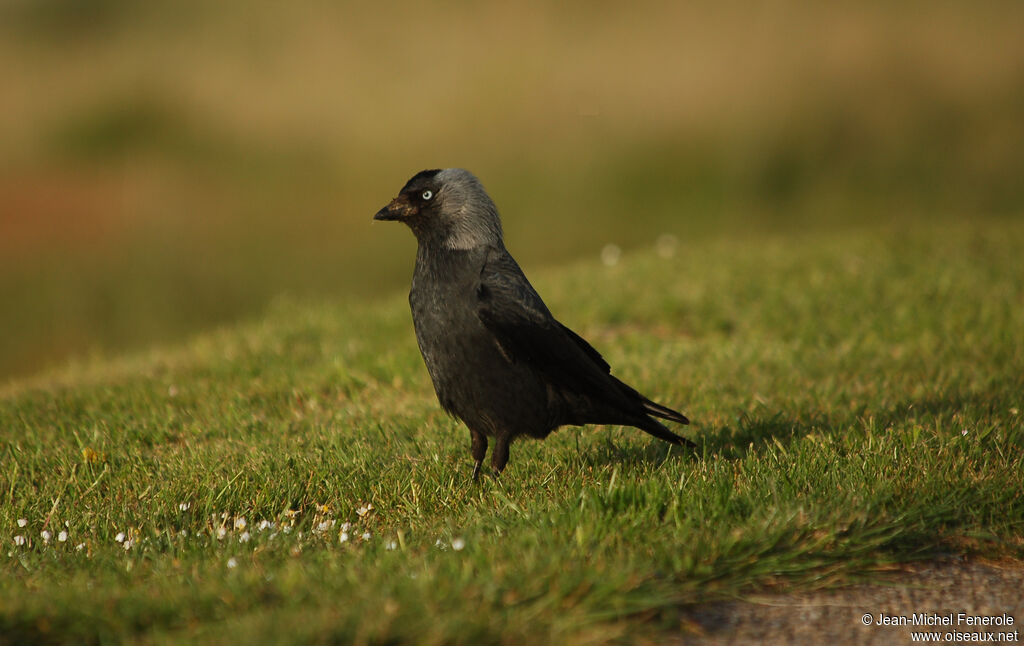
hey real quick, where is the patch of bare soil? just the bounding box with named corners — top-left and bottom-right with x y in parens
top-left (676, 559), bottom-right (1023, 645)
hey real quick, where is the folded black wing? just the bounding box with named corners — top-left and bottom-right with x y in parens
top-left (475, 247), bottom-right (631, 404)
top-left (475, 246), bottom-right (692, 440)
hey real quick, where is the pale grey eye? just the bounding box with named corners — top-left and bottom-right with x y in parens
top-left (422, 190), bottom-right (433, 201)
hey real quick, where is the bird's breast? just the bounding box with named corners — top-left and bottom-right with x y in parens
top-left (406, 247), bottom-right (553, 434)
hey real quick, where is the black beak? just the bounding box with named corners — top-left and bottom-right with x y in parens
top-left (375, 196), bottom-right (417, 222)
top-left (374, 205), bottom-right (400, 221)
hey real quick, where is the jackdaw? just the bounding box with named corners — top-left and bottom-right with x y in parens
top-left (375, 168), bottom-right (694, 479)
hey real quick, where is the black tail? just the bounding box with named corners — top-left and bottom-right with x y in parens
top-left (638, 395), bottom-right (695, 448)
top-left (608, 376), bottom-right (694, 446)
top-left (636, 416), bottom-right (698, 448)
top-left (641, 397), bottom-right (690, 425)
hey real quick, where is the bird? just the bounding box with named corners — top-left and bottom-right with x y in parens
top-left (374, 168), bottom-right (694, 479)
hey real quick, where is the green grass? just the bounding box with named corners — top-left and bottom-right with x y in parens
top-left (3, 217), bottom-right (1023, 645)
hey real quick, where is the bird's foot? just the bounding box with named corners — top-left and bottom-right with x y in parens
top-left (471, 461), bottom-right (504, 482)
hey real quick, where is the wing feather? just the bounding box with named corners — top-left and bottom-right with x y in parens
top-left (475, 248), bottom-right (635, 407)
top-left (474, 246), bottom-right (691, 442)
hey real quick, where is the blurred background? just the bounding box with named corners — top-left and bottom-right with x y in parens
top-left (2, 1), bottom-right (1023, 381)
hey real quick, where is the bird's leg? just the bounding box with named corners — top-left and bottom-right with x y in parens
top-left (490, 435), bottom-right (510, 476)
top-left (470, 429), bottom-right (488, 482)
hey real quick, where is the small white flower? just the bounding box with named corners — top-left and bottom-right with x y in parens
top-left (239, 532), bottom-right (250, 543)
top-left (340, 522), bottom-right (352, 532)
top-left (339, 531), bottom-right (349, 543)
top-left (385, 540), bottom-right (397, 550)
top-left (961, 429), bottom-right (969, 436)
top-left (178, 502), bottom-right (191, 512)
top-left (234, 517), bottom-right (247, 531)
top-left (58, 531), bottom-right (68, 543)
top-left (257, 520), bottom-right (273, 531)
top-left (123, 540), bottom-right (133, 551)
top-left (40, 530), bottom-right (52, 543)
top-left (75, 543), bottom-right (85, 551)
top-left (17, 519), bottom-right (27, 528)
top-left (14, 535), bottom-right (26, 546)
top-left (435, 539), bottom-right (446, 551)
top-left (115, 532), bottom-right (126, 543)
top-left (451, 537), bottom-right (466, 551)
top-left (180, 530), bottom-right (189, 537)
top-left (314, 521), bottom-right (328, 533)
top-left (226, 557), bottom-right (238, 569)
top-left (216, 527), bottom-right (227, 540)
top-left (361, 532), bottom-right (371, 541)
top-left (282, 526), bottom-right (292, 534)
top-left (600, 243), bottom-right (621, 267)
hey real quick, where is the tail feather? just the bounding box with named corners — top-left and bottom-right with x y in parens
top-left (637, 416), bottom-right (698, 448)
top-left (641, 398), bottom-right (690, 425)
top-left (607, 376), bottom-right (695, 447)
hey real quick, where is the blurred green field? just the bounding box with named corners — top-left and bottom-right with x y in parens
top-left (2, 1), bottom-right (1023, 380)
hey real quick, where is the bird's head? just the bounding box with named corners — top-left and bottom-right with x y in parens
top-left (374, 168), bottom-right (504, 250)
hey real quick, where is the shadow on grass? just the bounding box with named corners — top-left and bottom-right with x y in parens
top-left (575, 384), bottom-right (1022, 468)
top-left (699, 410), bottom-right (819, 460)
top-left (571, 410), bottom-right (819, 469)
top-left (579, 435), bottom-right (697, 469)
